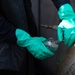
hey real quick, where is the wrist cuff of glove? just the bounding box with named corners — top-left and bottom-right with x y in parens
top-left (15, 28), bottom-right (31, 47)
top-left (58, 3), bottom-right (75, 20)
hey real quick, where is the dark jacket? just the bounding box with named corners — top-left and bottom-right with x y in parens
top-left (52, 0), bottom-right (70, 9)
top-left (0, 0), bottom-right (38, 74)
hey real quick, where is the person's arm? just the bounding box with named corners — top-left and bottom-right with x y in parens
top-left (0, 13), bottom-right (17, 43)
top-left (52, 0), bottom-right (75, 47)
top-left (0, 13), bottom-right (54, 60)
top-left (52, 0), bottom-right (70, 9)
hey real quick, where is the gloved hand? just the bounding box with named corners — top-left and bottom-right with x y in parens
top-left (58, 3), bottom-right (75, 47)
top-left (15, 29), bottom-right (54, 60)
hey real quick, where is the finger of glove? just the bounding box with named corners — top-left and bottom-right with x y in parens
top-left (67, 33), bottom-right (75, 47)
top-left (32, 42), bottom-right (54, 60)
top-left (39, 37), bottom-right (47, 41)
top-left (41, 44), bottom-right (54, 59)
top-left (57, 27), bottom-right (63, 42)
top-left (35, 48), bottom-right (54, 60)
top-left (64, 30), bottom-right (72, 46)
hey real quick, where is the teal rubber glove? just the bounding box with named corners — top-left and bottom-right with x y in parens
top-left (15, 29), bottom-right (54, 60)
top-left (58, 4), bottom-right (75, 47)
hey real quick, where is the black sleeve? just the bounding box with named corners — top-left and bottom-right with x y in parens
top-left (0, 13), bottom-right (17, 43)
top-left (52, 0), bottom-right (70, 9)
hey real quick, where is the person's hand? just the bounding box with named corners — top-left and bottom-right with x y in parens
top-left (25, 37), bottom-right (54, 60)
top-left (58, 19), bottom-right (75, 47)
top-left (58, 3), bottom-right (75, 47)
top-left (15, 29), bottom-right (54, 60)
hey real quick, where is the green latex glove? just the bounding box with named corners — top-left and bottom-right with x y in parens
top-left (15, 29), bottom-right (54, 60)
top-left (58, 4), bottom-right (75, 47)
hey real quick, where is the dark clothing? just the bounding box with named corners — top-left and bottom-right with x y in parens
top-left (0, 0), bottom-right (37, 42)
top-left (0, 13), bottom-right (17, 43)
top-left (0, 0), bottom-right (39, 74)
top-left (52, 0), bottom-right (70, 9)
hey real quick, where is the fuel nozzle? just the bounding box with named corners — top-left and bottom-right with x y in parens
top-left (41, 24), bottom-right (59, 52)
top-left (41, 24), bottom-right (58, 30)
top-left (43, 38), bottom-right (59, 52)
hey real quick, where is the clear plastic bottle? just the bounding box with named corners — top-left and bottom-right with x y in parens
top-left (43, 38), bottom-right (59, 52)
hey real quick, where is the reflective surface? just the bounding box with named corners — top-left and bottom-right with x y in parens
top-left (43, 38), bottom-right (59, 52)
